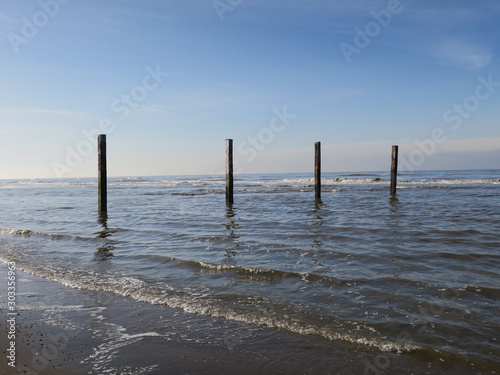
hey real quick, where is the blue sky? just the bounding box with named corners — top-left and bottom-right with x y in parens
top-left (0, 0), bottom-right (499, 178)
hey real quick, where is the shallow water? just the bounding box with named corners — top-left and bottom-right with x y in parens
top-left (0, 170), bottom-right (499, 373)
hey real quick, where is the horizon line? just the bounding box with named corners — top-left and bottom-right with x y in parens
top-left (1, 167), bottom-right (499, 181)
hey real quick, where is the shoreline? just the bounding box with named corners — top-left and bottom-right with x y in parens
top-left (1, 269), bottom-right (496, 374)
top-left (1, 270), bottom-right (366, 375)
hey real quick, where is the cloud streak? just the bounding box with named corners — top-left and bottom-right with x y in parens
top-left (0, 108), bottom-right (85, 117)
top-left (134, 105), bottom-right (167, 114)
top-left (0, 12), bottom-right (16, 23)
top-left (431, 38), bottom-right (492, 70)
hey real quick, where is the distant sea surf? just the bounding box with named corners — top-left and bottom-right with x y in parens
top-left (1, 169), bottom-right (499, 374)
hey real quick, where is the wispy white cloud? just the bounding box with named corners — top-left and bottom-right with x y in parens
top-left (0, 108), bottom-right (85, 117)
top-left (431, 38), bottom-right (492, 70)
top-left (134, 105), bottom-right (167, 114)
top-left (404, 137), bottom-right (500, 154)
top-left (0, 12), bottom-right (17, 34)
top-left (0, 12), bottom-right (16, 24)
top-left (327, 88), bottom-right (365, 102)
top-left (398, 3), bottom-right (496, 70)
top-left (212, 137), bottom-right (500, 174)
top-left (0, 127), bottom-right (17, 136)
top-left (404, 6), bottom-right (487, 28)
top-left (400, 137), bottom-right (500, 171)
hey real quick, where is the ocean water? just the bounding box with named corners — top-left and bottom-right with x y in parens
top-left (0, 169), bottom-right (499, 374)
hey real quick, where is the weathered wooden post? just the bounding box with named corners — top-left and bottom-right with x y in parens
top-left (226, 139), bottom-right (234, 204)
top-left (315, 141), bottom-right (321, 199)
top-left (98, 134), bottom-right (107, 213)
top-left (390, 145), bottom-right (398, 196)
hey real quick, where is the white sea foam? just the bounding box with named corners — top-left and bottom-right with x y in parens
top-left (0, 254), bottom-right (418, 354)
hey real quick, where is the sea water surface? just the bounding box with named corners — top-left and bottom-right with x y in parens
top-left (0, 170), bottom-right (499, 374)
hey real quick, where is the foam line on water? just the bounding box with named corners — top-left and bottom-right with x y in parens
top-left (0, 228), bottom-right (120, 243)
top-left (0, 256), bottom-right (419, 354)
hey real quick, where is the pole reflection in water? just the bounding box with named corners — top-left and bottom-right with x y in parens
top-left (223, 203), bottom-right (240, 262)
top-left (387, 195), bottom-right (407, 260)
top-left (311, 199), bottom-right (324, 251)
top-left (94, 212), bottom-right (116, 261)
top-left (310, 199), bottom-right (328, 271)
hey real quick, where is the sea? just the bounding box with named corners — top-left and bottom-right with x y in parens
top-left (0, 169), bottom-right (499, 374)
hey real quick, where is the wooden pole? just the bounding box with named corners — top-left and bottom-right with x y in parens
top-left (315, 141), bottom-right (321, 199)
top-left (98, 134), bottom-right (107, 213)
top-left (226, 139), bottom-right (234, 204)
top-left (390, 145), bottom-right (398, 196)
